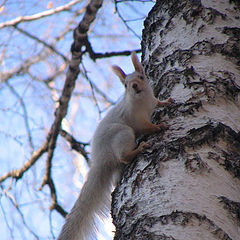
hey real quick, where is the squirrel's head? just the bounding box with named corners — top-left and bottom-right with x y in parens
top-left (112, 52), bottom-right (149, 98)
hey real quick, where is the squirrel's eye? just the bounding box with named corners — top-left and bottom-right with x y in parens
top-left (124, 83), bottom-right (127, 88)
top-left (139, 75), bottom-right (144, 80)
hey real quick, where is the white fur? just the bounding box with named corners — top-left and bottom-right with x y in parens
top-left (57, 52), bottom-right (169, 240)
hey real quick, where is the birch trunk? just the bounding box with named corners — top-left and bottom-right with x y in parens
top-left (112, 1), bottom-right (240, 239)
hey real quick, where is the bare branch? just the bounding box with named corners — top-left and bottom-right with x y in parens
top-left (94, 49), bottom-right (141, 59)
top-left (0, 0), bottom-right (155, 237)
top-left (14, 26), bottom-right (69, 62)
top-left (0, 140), bottom-right (48, 183)
top-left (0, 198), bottom-right (14, 239)
top-left (114, 1), bottom-right (141, 39)
top-left (0, 0), bottom-right (7, 8)
top-left (48, 178), bottom-right (68, 218)
top-left (52, 203), bottom-right (68, 218)
top-left (1, 186), bottom-right (39, 239)
top-left (0, 0), bottom-right (84, 29)
top-left (79, 69), bottom-right (115, 104)
top-left (39, 0), bottom-right (103, 191)
top-left (81, 62), bottom-right (102, 115)
top-left (5, 81), bottom-right (34, 153)
top-left (1, 52), bottom-right (47, 83)
top-left (60, 129), bottom-right (89, 162)
top-left (82, 34), bottom-right (141, 60)
top-left (0, 0), bottom-right (104, 188)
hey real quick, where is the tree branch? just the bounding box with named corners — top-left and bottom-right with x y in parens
top-left (14, 25), bottom-right (69, 62)
top-left (39, 0), bottom-right (103, 192)
top-left (1, 186), bottom-right (39, 238)
top-left (1, 52), bottom-right (47, 83)
top-left (0, 140), bottom-right (48, 183)
top-left (5, 81), bottom-right (34, 153)
top-left (82, 34), bottom-right (141, 60)
top-left (79, 69), bottom-right (115, 104)
top-left (60, 129), bottom-right (89, 162)
top-left (0, 0), bottom-right (104, 189)
top-left (114, 0), bottom-right (141, 39)
top-left (48, 178), bottom-right (68, 218)
top-left (94, 49), bottom-right (142, 59)
top-left (0, 0), bottom-right (83, 29)
top-left (81, 61), bottom-right (102, 115)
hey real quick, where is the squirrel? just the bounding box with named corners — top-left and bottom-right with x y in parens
top-left (57, 52), bottom-right (173, 240)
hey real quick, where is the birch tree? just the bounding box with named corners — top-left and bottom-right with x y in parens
top-left (112, 1), bottom-right (240, 239)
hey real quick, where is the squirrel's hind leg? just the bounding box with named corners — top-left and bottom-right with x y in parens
top-left (119, 141), bottom-right (150, 164)
top-left (111, 126), bottom-right (149, 164)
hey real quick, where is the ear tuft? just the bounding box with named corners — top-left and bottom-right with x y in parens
top-left (131, 52), bottom-right (143, 74)
top-left (112, 65), bottom-right (126, 85)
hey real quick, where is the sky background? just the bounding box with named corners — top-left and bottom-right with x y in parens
top-left (0, 0), bottom-right (155, 239)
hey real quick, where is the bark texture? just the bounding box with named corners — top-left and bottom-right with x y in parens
top-left (112, 1), bottom-right (240, 239)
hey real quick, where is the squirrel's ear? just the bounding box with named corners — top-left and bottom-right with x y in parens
top-left (112, 65), bottom-right (126, 85)
top-left (131, 52), bottom-right (143, 74)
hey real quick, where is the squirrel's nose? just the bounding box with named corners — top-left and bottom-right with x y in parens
top-left (132, 83), bottom-right (142, 94)
top-left (132, 83), bottom-right (138, 89)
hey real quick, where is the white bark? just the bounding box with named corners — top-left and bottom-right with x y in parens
top-left (112, 0), bottom-right (240, 239)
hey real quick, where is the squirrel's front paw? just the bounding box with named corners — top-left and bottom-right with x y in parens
top-left (138, 141), bottom-right (150, 151)
top-left (167, 98), bottom-right (174, 104)
top-left (156, 123), bottom-right (169, 130)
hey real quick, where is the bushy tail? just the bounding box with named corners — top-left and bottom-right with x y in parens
top-left (57, 165), bottom-right (113, 240)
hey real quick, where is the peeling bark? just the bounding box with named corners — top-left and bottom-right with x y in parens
top-left (112, 0), bottom-right (240, 239)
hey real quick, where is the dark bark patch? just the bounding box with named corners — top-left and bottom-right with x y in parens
top-left (207, 146), bottom-right (240, 179)
top-left (153, 101), bottom-right (202, 120)
top-left (114, 211), bottom-right (233, 240)
top-left (229, 0), bottom-right (240, 8)
top-left (185, 122), bottom-right (239, 148)
top-left (185, 153), bottom-right (212, 173)
top-left (222, 151), bottom-right (240, 178)
top-left (131, 173), bottom-right (143, 195)
top-left (218, 196), bottom-right (240, 225)
top-left (185, 123), bottom-right (240, 178)
top-left (222, 27), bottom-right (240, 39)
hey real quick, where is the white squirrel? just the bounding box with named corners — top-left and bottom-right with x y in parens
top-left (57, 52), bottom-right (173, 240)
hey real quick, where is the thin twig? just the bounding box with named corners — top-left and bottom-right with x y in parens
top-left (14, 26), bottom-right (69, 62)
top-left (60, 129), bottom-right (89, 162)
top-left (39, 0), bottom-right (103, 198)
top-left (0, 0), bottom-right (83, 29)
top-left (93, 49), bottom-right (141, 59)
top-left (0, 0), bottom-right (7, 8)
top-left (81, 62), bottom-right (102, 116)
top-left (48, 178), bottom-right (68, 218)
top-left (0, 140), bottom-right (48, 183)
top-left (0, 0), bottom-right (104, 189)
top-left (1, 186), bottom-right (39, 239)
top-left (5, 81), bottom-right (34, 153)
top-left (82, 34), bottom-right (141, 60)
top-left (114, 1), bottom-right (141, 39)
top-left (1, 51), bottom-right (47, 83)
top-left (0, 198), bottom-right (14, 239)
top-left (49, 211), bottom-right (56, 239)
top-left (79, 70), bottom-right (115, 105)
